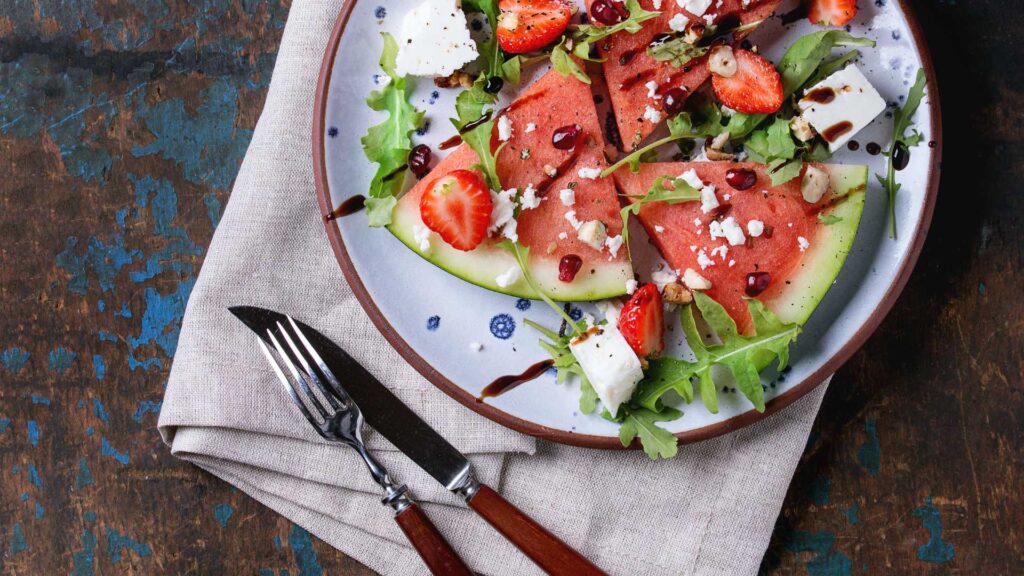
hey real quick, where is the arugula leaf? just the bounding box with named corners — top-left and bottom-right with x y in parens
top-left (461, 0), bottom-right (505, 81)
top-left (619, 175), bottom-right (700, 255)
top-left (618, 406), bottom-right (681, 459)
top-left (877, 68), bottom-right (927, 239)
top-left (634, 293), bottom-right (800, 414)
top-left (451, 76), bottom-right (503, 190)
top-left (526, 319), bottom-right (599, 414)
top-left (647, 19), bottom-right (763, 69)
top-left (505, 242), bottom-right (583, 332)
top-left (725, 31), bottom-right (874, 139)
top-left (360, 33), bottom-right (425, 227)
top-left (551, 0), bottom-right (660, 83)
top-left (742, 116), bottom-right (805, 186)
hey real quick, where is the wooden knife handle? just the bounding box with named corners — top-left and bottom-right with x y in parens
top-left (394, 502), bottom-right (473, 576)
top-left (467, 484), bottom-right (606, 576)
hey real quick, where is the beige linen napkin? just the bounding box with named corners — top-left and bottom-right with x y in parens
top-left (159, 0), bottom-right (828, 573)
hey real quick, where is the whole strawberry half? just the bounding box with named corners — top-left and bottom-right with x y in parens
top-left (496, 0), bottom-right (572, 54)
top-left (808, 0), bottom-right (858, 27)
top-left (419, 169), bottom-right (493, 251)
top-left (618, 283), bottom-right (664, 359)
top-left (711, 48), bottom-right (784, 115)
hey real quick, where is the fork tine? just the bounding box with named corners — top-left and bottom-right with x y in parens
top-left (267, 329), bottom-right (330, 419)
top-left (275, 321), bottom-right (343, 411)
top-left (257, 338), bottom-right (327, 437)
top-left (286, 316), bottom-right (352, 405)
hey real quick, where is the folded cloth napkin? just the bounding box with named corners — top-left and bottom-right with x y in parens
top-left (159, 0), bottom-right (829, 573)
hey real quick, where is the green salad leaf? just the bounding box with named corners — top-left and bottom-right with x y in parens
top-left (601, 112), bottom-right (715, 176)
top-left (877, 68), bottom-right (927, 238)
top-left (451, 76), bottom-right (503, 190)
top-left (619, 175), bottom-right (700, 255)
top-left (551, 0), bottom-right (660, 84)
top-left (647, 19), bottom-right (763, 69)
top-left (635, 292), bottom-right (800, 414)
top-left (618, 406), bottom-right (681, 459)
top-left (360, 33), bottom-right (425, 226)
top-left (525, 319), bottom-right (597, 413)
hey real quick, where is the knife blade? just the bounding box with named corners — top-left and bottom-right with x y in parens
top-left (229, 306), bottom-right (605, 575)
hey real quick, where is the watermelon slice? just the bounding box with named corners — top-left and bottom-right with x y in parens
top-left (615, 162), bottom-right (866, 332)
top-left (390, 69), bottom-right (633, 301)
top-left (585, 0), bottom-right (782, 150)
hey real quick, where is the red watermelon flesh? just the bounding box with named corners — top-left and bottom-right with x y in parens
top-left (584, 0), bottom-right (783, 150)
top-left (394, 69), bottom-right (630, 297)
top-left (615, 162), bottom-right (843, 334)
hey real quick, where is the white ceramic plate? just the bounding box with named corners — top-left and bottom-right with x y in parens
top-left (313, 0), bottom-right (940, 446)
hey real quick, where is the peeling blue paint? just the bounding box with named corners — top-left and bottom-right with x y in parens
top-left (93, 399), bottom-right (110, 423)
top-left (288, 524), bottom-right (324, 576)
top-left (114, 303), bottom-right (133, 318)
top-left (214, 503), bottom-right (234, 527)
top-left (1, 348), bottom-right (31, 374)
top-left (204, 193), bottom-right (223, 228)
top-left (10, 523), bottom-right (28, 556)
top-left (20, 492), bottom-right (29, 502)
top-left (56, 235), bottom-right (139, 294)
top-left (35, 501), bottom-right (45, 519)
top-left (71, 528), bottom-right (97, 576)
top-left (913, 496), bottom-right (954, 564)
top-left (30, 394), bottom-right (51, 405)
top-left (100, 437), bottom-right (130, 465)
top-left (783, 529), bottom-right (852, 576)
top-left (845, 503), bottom-right (860, 525)
top-left (127, 279), bottom-right (196, 364)
top-left (0, 418), bottom-right (11, 433)
top-left (27, 420), bottom-right (40, 446)
top-left (856, 418), bottom-right (880, 475)
top-left (93, 355), bottom-right (106, 380)
top-left (132, 400), bottom-right (162, 422)
top-left (48, 347), bottom-right (78, 374)
top-left (27, 464), bottom-right (43, 488)
top-left (105, 527), bottom-right (153, 563)
top-left (77, 458), bottom-right (95, 489)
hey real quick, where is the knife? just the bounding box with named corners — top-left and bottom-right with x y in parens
top-left (231, 306), bottom-right (605, 576)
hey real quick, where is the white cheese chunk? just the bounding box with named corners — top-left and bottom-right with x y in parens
top-left (605, 234), bottom-right (624, 258)
top-left (524, 122), bottom-right (537, 133)
top-left (497, 115), bottom-right (513, 142)
top-left (798, 64), bottom-right (887, 152)
top-left (679, 168), bottom-right (704, 190)
top-left (495, 265), bottom-right (521, 288)
top-left (395, 0), bottom-right (479, 77)
top-left (577, 167), bottom-right (602, 180)
top-left (645, 80), bottom-right (661, 99)
top-left (696, 249), bottom-right (715, 269)
top-left (699, 185), bottom-right (719, 214)
top-left (520, 183), bottom-right (540, 210)
top-left (624, 279), bottom-right (638, 295)
top-left (559, 188), bottom-right (576, 206)
top-left (577, 220), bottom-right (607, 250)
top-left (650, 268), bottom-right (678, 291)
top-left (596, 298), bottom-right (625, 325)
top-left (412, 224), bottom-right (432, 251)
top-left (668, 13), bottom-right (690, 32)
top-left (682, 268), bottom-right (711, 290)
top-left (564, 209), bottom-right (583, 230)
top-left (569, 326), bottom-right (644, 416)
top-left (747, 219), bottom-right (764, 237)
top-left (720, 216), bottom-right (746, 246)
top-left (798, 236), bottom-right (810, 252)
top-left (676, 0), bottom-right (712, 16)
top-left (643, 105), bottom-right (663, 124)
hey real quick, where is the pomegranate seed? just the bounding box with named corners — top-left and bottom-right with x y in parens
top-left (408, 144), bottom-right (432, 179)
top-left (725, 168), bottom-right (757, 190)
top-left (589, 0), bottom-right (628, 25)
top-left (552, 124), bottom-right (583, 150)
top-left (662, 87), bottom-right (689, 115)
top-left (558, 254), bottom-right (583, 282)
top-left (711, 202), bottom-right (732, 220)
top-left (745, 272), bottom-right (772, 296)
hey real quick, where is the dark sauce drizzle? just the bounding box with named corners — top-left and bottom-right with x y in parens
top-left (478, 359), bottom-right (555, 402)
top-left (326, 194), bottom-right (366, 220)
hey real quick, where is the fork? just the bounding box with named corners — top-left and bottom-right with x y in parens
top-left (257, 316), bottom-right (473, 575)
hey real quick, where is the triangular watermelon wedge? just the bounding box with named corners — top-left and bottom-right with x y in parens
top-left (615, 162), bottom-right (866, 333)
top-left (585, 0), bottom-right (782, 150)
top-left (390, 69), bottom-right (633, 301)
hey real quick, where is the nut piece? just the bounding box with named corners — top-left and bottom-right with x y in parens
top-left (434, 70), bottom-right (474, 89)
top-left (708, 46), bottom-right (738, 78)
top-left (662, 282), bottom-right (694, 305)
top-left (683, 23), bottom-right (705, 45)
top-left (543, 164), bottom-right (558, 178)
top-left (704, 131), bottom-right (735, 161)
top-left (682, 268), bottom-right (712, 291)
top-left (801, 165), bottom-right (830, 204)
top-left (577, 220), bottom-right (608, 251)
top-left (790, 116), bottom-right (816, 142)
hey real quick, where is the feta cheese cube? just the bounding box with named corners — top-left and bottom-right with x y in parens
top-left (412, 224), bottom-right (432, 251)
top-left (683, 268), bottom-right (712, 290)
top-left (569, 325), bottom-right (644, 416)
top-left (645, 80), bottom-right (661, 99)
top-left (605, 234), bottom-right (624, 258)
top-left (395, 0), bottom-right (479, 77)
top-left (564, 210), bottom-right (583, 230)
top-left (597, 298), bottom-right (625, 325)
top-left (798, 236), bottom-right (810, 252)
top-left (798, 64), bottom-right (887, 152)
top-left (624, 279), bottom-right (638, 295)
top-left (654, 225), bottom-right (665, 233)
top-left (697, 249), bottom-right (715, 269)
top-left (559, 188), bottom-right (576, 206)
top-left (520, 183), bottom-right (540, 210)
top-left (651, 268), bottom-right (678, 291)
top-left (577, 167), bottom-right (602, 180)
top-left (720, 216), bottom-right (746, 246)
top-left (643, 105), bottom-right (663, 124)
top-left (747, 219), bottom-right (765, 237)
top-left (676, 0), bottom-right (712, 16)
top-left (699, 185), bottom-right (719, 214)
top-left (525, 122), bottom-right (537, 133)
top-left (680, 168), bottom-right (704, 190)
top-left (577, 220), bottom-right (607, 250)
top-left (668, 13), bottom-right (690, 32)
top-left (497, 115), bottom-right (513, 141)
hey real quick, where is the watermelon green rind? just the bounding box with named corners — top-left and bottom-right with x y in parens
top-left (762, 164), bottom-right (867, 326)
top-left (389, 201), bottom-right (634, 301)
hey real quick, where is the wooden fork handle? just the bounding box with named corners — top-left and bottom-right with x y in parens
top-left (467, 484), bottom-right (606, 576)
top-left (394, 502), bottom-right (473, 575)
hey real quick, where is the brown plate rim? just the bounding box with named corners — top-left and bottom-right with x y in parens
top-left (311, 1), bottom-right (943, 449)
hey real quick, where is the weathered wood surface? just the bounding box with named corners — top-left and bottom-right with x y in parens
top-left (0, 0), bottom-right (1019, 574)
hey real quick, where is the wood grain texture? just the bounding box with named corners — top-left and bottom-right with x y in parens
top-left (0, 0), bottom-right (1019, 575)
top-left (467, 485), bottom-right (606, 575)
top-left (394, 503), bottom-right (474, 575)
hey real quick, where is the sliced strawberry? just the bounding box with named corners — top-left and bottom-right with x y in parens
top-left (419, 170), bottom-right (492, 251)
top-left (808, 0), bottom-right (857, 27)
top-left (496, 0), bottom-right (572, 55)
top-left (618, 284), bottom-right (664, 359)
top-left (711, 48), bottom-right (784, 115)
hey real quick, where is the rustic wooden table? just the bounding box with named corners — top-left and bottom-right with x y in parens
top-left (0, 0), bottom-right (1020, 573)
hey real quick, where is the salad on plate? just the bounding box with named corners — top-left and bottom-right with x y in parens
top-left (341, 0), bottom-right (928, 458)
